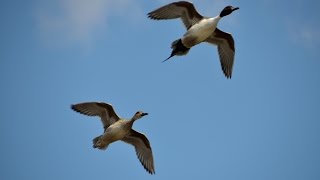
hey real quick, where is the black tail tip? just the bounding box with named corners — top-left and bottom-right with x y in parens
top-left (163, 54), bottom-right (174, 62)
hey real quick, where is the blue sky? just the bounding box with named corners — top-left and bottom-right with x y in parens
top-left (1, 0), bottom-right (320, 179)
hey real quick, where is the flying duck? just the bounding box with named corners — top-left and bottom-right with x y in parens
top-left (71, 102), bottom-right (155, 174)
top-left (148, 1), bottom-right (239, 78)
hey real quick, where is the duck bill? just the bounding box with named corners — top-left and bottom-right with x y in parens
top-left (232, 7), bottom-right (239, 11)
top-left (141, 113), bottom-right (148, 116)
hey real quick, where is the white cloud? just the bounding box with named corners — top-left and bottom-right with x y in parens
top-left (289, 26), bottom-right (320, 47)
top-left (35, 0), bottom-right (240, 49)
top-left (286, 20), bottom-right (320, 49)
top-left (35, 0), bottom-right (143, 48)
top-left (281, 0), bottom-right (320, 49)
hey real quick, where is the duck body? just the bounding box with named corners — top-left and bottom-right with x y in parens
top-left (182, 17), bottom-right (220, 48)
top-left (94, 119), bottom-right (133, 149)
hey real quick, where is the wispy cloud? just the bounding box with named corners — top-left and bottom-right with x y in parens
top-left (286, 22), bottom-right (320, 49)
top-left (282, 0), bottom-right (320, 49)
top-left (35, 0), bottom-right (143, 48)
top-left (35, 0), bottom-right (239, 49)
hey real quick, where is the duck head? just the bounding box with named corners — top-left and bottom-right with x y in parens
top-left (132, 111), bottom-right (148, 121)
top-left (220, 6), bottom-right (239, 17)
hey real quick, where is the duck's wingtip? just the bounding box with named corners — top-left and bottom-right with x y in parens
top-left (225, 74), bottom-right (232, 79)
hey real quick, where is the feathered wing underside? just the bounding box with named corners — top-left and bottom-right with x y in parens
top-left (147, 1), bottom-right (203, 29)
top-left (71, 102), bottom-right (120, 129)
top-left (205, 28), bottom-right (235, 78)
top-left (122, 130), bottom-right (155, 174)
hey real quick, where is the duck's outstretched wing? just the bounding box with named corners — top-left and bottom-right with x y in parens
top-left (71, 102), bottom-right (120, 130)
top-left (122, 129), bottom-right (155, 174)
top-left (148, 1), bottom-right (203, 29)
top-left (205, 28), bottom-right (236, 79)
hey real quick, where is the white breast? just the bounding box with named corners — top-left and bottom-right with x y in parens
top-left (182, 17), bottom-right (220, 47)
